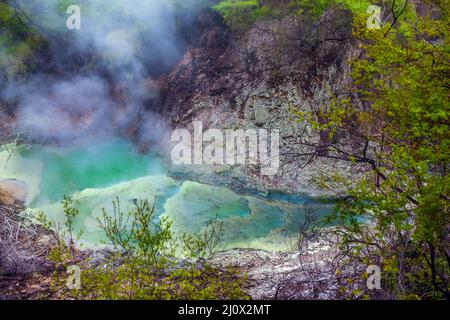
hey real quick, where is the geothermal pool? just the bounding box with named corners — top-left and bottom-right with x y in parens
top-left (0, 139), bottom-right (334, 251)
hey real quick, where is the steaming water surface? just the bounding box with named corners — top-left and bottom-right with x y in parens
top-left (22, 140), bottom-right (167, 205)
top-left (0, 139), bottom-right (334, 251)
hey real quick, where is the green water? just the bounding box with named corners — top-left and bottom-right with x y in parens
top-left (19, 139), bottom-right (167, 206)
top-left (0, 139), bottom-right (334, 251)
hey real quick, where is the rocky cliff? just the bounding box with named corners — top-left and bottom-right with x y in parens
top-left (160, 8), bottom-right (361, 196)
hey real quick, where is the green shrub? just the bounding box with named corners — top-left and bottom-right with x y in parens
top-left (297, 1), bottom-right (450, 299)
top-left (42, 197), bottom-right (249, 300)
top-left (0, 2), bottom-right (44, 79)
top-left (213, 0), bottom-right (375, 30)
top-left (214, 0), bottom-right (271, 30)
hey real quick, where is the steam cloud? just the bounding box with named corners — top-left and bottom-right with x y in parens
top-left (0, 0), bottom-right (206, 146)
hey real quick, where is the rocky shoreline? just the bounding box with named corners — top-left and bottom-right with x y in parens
top-left (0, 181), bottom-right (364, 300)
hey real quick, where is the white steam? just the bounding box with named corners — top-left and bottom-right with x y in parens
top-left (1, 0), bottom-right (206, 146)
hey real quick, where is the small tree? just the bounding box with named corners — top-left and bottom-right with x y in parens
top-left (42, 196), bottom-right (248, 300)
top-left (295, 1), bottom-right (449, 299)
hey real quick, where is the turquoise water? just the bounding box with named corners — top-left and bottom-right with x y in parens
top-left (19, 139), bottom-right (167, 206)
top-left (2, 138), bottom-right (334, 251)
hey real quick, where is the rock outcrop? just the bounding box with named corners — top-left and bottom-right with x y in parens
top-left (0, 179), bottom-right (28, 206)
top-left (161, 8), bottom-right (362, 196)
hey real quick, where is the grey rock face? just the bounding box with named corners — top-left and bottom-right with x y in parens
top-left (161, 8), bottom-right (363, 196)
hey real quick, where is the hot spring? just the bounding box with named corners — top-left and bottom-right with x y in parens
top-left (0, 138), bottom-right (334, 252)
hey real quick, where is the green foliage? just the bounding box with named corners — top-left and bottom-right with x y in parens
top-left (43, 196), bottom-right (248, 300)
top-left (97, 197), bottom-right (175, 265)
top-left (298, 1), bottom-right (449, 299)
top-left (62, 195), bottom-right (83, 243)
top-left (214, 0), bottom-right (271, 30)
top-left (36, 196), bottom-right (83, 265)
top-left (280, 0), bottom-right (374, 18)
top-left (292, 0), bottom-right (335, 17)
top-left (213, 0), bottom-right (375, 30)
top-left (182, 215), bottom-right (226, 260)
top-left (0, 1), bottom-right (43, 79)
